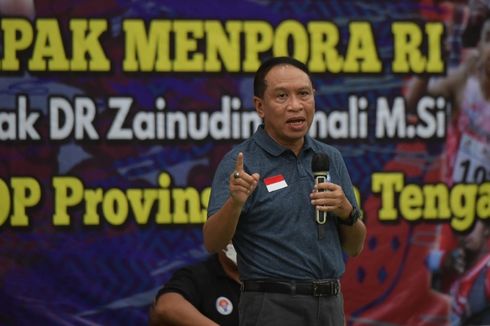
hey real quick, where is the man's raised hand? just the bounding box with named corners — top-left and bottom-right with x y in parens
top-left (229, 152), bottom-right (260, 205)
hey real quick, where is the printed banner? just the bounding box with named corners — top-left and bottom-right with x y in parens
top-left (0, 0), bottom-right (489, 325)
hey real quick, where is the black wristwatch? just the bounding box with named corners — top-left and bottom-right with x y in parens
top-left (339, 207), bottom-right (361, 226)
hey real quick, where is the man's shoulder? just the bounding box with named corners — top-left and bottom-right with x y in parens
top-left (178, 254), bottom-right (221, 276)
top-left (162, 255), bottom-right (223, 292)
top-left (309, 138), bottom-right (342, 157)
top-left (227, 137), bottom-right (258, 154)
top-left (219, 138), bottom-right (262, 166)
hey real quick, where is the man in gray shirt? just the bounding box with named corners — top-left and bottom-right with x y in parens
top-left (203, 56), bottom-right (367, 326)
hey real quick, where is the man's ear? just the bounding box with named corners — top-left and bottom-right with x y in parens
top-left (254, 96), bottom-right (265, 118)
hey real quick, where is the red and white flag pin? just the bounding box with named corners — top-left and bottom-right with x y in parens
top-left (264, 174), bottom-right (288, 192)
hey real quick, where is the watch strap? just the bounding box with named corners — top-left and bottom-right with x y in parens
top-left (339, 207), bottom-right (360, 226)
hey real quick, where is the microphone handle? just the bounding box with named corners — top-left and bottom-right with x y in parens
top-left (315, 173), bottom-right (330, 224)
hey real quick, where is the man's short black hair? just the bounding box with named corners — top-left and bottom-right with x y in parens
top-left (253, 56), bottom-right (312, 98)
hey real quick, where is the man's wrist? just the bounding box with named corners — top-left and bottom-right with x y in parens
top-left (339, 207), bottom-right (361, 226)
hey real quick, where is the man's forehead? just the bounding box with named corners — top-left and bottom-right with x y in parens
top-left (266, 63), bottom-right (305, 75)
top-left (264, 64), bottom-right (312, 87)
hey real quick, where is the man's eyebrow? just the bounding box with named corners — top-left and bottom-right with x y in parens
top-left (272, 85), bottom-right (312, 90)
top-left (271, 86), bottom-right (287, 92)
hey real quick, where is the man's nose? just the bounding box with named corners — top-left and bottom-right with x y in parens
top-left (287, 95), bottom-right (303, 110)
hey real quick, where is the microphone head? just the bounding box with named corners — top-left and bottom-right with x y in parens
top-left (312, 152), bottom-right (330, 172)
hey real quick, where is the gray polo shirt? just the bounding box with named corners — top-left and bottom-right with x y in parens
top-left (207, 125), bottom-right (357, 281)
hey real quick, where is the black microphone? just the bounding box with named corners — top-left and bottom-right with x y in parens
top-left (311, 153), bottom-right (330, 224)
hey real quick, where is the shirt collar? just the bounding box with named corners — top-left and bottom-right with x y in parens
top-left (253, 124), bottom-right (313, 157)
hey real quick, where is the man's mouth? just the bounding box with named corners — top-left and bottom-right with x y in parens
top-left (286, 117), bottom-right (305, 126)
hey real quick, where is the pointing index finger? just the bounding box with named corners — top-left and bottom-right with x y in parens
top-left (235, 152), bottom-right (244, 172)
